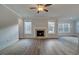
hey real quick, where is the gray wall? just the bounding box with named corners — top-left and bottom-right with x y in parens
top-left (0, 25), bottom-right (18, 50)
top-left (19, 16), bottom-right (77, 39)
top-left (0, 5), bottom-right (18, 50)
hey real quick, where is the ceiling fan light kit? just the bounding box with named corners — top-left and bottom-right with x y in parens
top-left (30, 4), bottom-right (52, 13)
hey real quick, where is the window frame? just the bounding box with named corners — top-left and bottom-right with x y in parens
top-left (48, 22), bottom-right (55, 34)
top-left (58, 23), bottom-right (70, 33)
top-left (76, 21), bottom-right (79, 33)
top-left (24, 22), bottom-right (32, 34)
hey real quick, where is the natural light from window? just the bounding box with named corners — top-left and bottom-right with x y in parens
top-left (58, 23), bottom-right (70, 33)
top-left (76, 22), bottom-right (79, 33)
top-left (48, 22), bottom-right (55, 33)
top-left (24, 22), bottom-right (32, 34)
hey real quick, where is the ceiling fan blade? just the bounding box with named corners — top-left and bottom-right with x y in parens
top-left (44, 9), bottom-right (48, 12)
top-left (45, 4), bottom-right (52, 7)
top-left (30, 7), bottom-right (36, 9)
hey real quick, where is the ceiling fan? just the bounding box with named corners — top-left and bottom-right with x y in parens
top-left (30, 4), bottom-right (52, 13)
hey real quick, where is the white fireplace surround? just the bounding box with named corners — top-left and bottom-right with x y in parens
top-left (34, 27), bottom-right (47, 38)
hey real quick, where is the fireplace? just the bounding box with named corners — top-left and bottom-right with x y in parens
top-left (36, 30), bottom-right (44, 37)
top-left (35, 27), bottom-right (47, 38)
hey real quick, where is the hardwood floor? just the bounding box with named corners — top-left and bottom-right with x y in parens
top-left (0, 39), bottom-right (78, 55)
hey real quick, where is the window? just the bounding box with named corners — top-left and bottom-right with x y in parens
top-left (76, 22), bottom-right (79, 32)
top-left (58, 23), bottom-right (70, 33)
top-left (48, 22), bottom-right (55, 33)
top-left (24, 22), bottom-right (32, 34)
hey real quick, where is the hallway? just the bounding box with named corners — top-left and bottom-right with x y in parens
top-left (0, 39), bottom-right (78, 55)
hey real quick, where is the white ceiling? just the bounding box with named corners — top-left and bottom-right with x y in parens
top-left (1, 4), bottom-right (79, 28)
top-left (1, 4), bottom-right (79, 20)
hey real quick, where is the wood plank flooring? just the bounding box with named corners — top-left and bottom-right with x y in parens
top-left (0, 39), bottom-right (78, 55)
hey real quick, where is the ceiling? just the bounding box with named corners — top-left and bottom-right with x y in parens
top-left (0, 5), bottom-right (17, 28)
top-left (2, 4), bottom-right (79, 20)
top-left (0, 4), bottom-right (79, 28)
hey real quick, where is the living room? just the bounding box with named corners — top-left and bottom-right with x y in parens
top-left (0, 4), bottom-right (79, 55)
